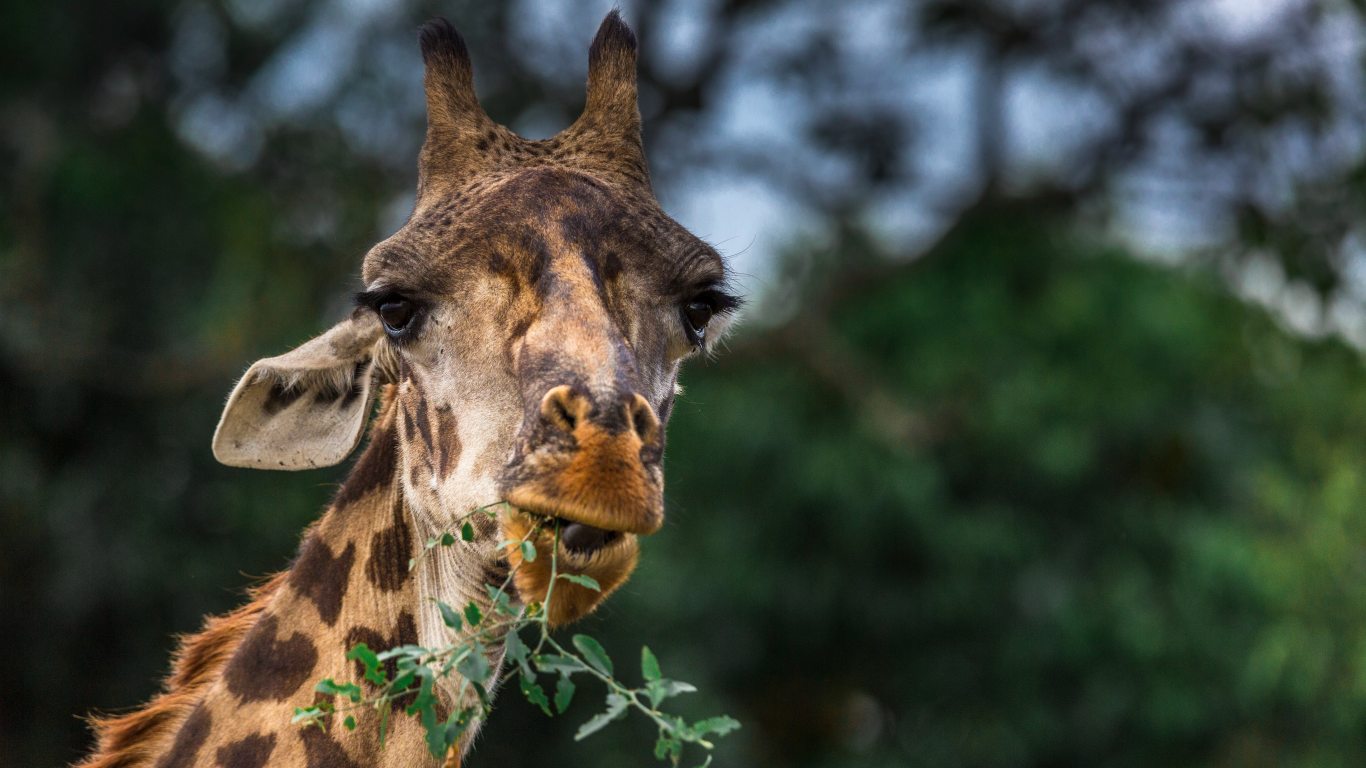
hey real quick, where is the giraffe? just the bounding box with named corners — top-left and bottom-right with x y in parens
top-left (77, 11), bottom-right (740, 768)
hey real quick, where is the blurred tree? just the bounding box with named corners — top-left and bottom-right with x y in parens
top-left (916, 0), bottom-right (1366, 333)
top-left (0, 1), bottom-right (395, 764)
top-left (6, 0), bottom-right (1366, 767)
top-left (473, 206), bottom-right (1366, 766)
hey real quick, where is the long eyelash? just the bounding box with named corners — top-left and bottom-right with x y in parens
top-left (708, 291), bottom-right (743, 313)
top-left (693, 288), bottom-right (742, 315)
top-left (353, 289), bottom-right (398, 309)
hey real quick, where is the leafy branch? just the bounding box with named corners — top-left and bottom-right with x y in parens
top-left (293, 503), bottom-right (738, 767)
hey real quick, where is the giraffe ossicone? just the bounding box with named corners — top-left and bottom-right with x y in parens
top-left (79, 11), bottom-right (739, 768)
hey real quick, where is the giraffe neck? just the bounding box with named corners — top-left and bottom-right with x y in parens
top-left (81, 395), bottom-right (509, 768)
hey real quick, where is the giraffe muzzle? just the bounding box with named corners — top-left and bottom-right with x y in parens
top-left (499, 385), bottom-right (666, 537)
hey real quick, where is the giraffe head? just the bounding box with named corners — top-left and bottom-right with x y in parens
top-left (212, 12), bottom-right (739, 624)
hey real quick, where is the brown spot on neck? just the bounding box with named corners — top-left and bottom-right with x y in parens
top-left (365, 497), bottom-right (415, 592)
top-left (333, 405), bottom-right (399, 510)
top-left (433, 403), bottom-right (461, 478)
top-left (153, 705), bottom-right (211, 768)
top-left (290, 537), bottom-right (356, 627)
top-left (215, 733), bottom-right (276, 768)
top-left (223, 615), bottom-right (318, 704)
top-left (413, 388), bottom-right (434, 453)
top-left (300, 727), bottom-right (360, 768)
top-left (345, 611), bottom-right (420, 706)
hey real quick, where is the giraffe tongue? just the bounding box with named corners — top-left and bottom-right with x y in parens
top-left (560, 522), bottom-right (620, 554)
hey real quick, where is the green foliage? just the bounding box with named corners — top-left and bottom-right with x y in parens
top-left (572, 635), bottom-right (613, 676)
top-left (463, 601), bottom-right (483, 629)
top-left (555, 676), bottom-right (577, 713)
top-left (558, 574), bottom-right (601, 590)
top-left (436, 600), bottom-right (462, 632)
top-left (296, 513), bottom-right (738, 765)
top-left (642, 647), bottom-right (662, 681)
top-left (346, 644), bottom-right (385, 686)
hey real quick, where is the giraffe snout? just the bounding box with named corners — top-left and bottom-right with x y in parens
top-left (499, 384), bottom-right (666, 537)
top-left (538, 386), bottom-right (661, 449)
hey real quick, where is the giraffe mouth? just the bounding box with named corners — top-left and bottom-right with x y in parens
top-left (558, 521), bottom-right (622, 554)
top-left (507, 504), bottom-right (628, 556)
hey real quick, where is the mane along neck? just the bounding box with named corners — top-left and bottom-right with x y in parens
top-left (79, 388), bottom-right (508, 768)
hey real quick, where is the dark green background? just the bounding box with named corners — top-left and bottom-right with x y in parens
top-left (6, 1), bottom-right (1366, 766)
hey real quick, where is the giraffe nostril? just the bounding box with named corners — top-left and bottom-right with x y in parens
top-left (540, 385), bottom-right (586, 433)
top-left (627, 394), bottom-right (660, 445)
top-left (552, 399), bottom-right (575, 429)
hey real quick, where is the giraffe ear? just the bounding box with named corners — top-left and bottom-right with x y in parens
top-left (213, 311), bottom-right (385, 470)
top-left (582, 10), bottom-right (641, 136)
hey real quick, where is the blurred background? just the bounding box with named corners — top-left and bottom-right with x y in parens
top-left (6, 0), bottom-right (1366, 765)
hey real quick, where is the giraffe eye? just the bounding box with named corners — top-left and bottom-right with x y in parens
top-left (684, 300), bottom-right (714, 339)
top-left (379, 300), bottom-right (414, 334)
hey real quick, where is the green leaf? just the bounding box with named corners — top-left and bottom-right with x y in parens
top-left (443, 647), bottom-right (472, 678)
top-left (505, 629), bottom-right (534, 678)
top-left (346, 643), bottom-right (385, 685)
top-left (692, 715), bottom-right (741, 738)
top-left (572, 635), bottom-right (613, 676)
top-left (435, 600), bottom-right (462, 632)
top-left (520, 675), bottom-right (553, 716)
top-left (573, 693), bottom-right (629, 741)
top-left (422, 702), bottom-right (448, 760)
top-left (505, 629), bottom-right (529, 663)
top-left (406, 673), bottom-right (436, 717)
top-left (645, 678), bottom-right (697, 708)
top-left (654, 733), bottom-right (682, 761)
top-left (390, 671), bottom-right (416, 694)
top-left (291, 705), bottom-right (326, 726)
top-left (533, 654), bottom-right (587, 675)
top-left (463, 601), bottom-right (484, 628)
top-left (343, 715), bottom-right (356, 731)
top-left (456, 641), bottom-right (491, 684)
top-left (557, 573), bottom-right (601, 591)
top-left (315, 678), bottom-right (363, 703)
top-left (691, 757), bottom-right (713, 768)
top-left (376, 644), bottom-right (425, 661)
top-left (444, 710), bottom-right (473, 749)
top-left (573, 710), bottom-right (611, 737)
top-left (554, 676), bottom-right (576, 713)
top-left (519, 539), bottom-right (538, 562)
top-left (486, 584), bottom-right (513, 616)
top-left (656, 712), bottom-right (686, 734)
top-left (440, 532), bottom-right (456, 546)
top-left (461, 521), bottom-right (475, 541)
top-left (641, 646), bottom-right (662, 681)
